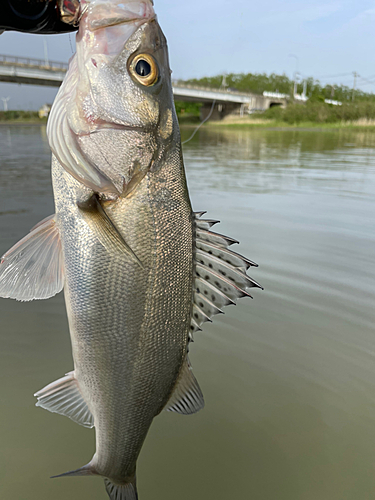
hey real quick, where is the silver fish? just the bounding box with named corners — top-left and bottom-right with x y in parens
top-left (0, 1), bottom-right (261, 499)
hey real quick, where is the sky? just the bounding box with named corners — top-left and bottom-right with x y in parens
top-left (1, 0), bottom-right (375, 109)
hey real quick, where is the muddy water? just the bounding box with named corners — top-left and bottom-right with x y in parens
top-left (0, 124), bottom-right (374, 500)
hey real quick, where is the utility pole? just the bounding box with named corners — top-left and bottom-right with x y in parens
top-left (293, 72), bottom-right (301, 98)
top-left (221, 73), bottom-right (228, 90)
top-left (352, 72), bottom-right (359, 102)
top-left (1, 97), bottom-right (10, 111)
top-left (302, 80), bottom-right (307, 99)
top-left (288, 54), bottom-right (299, 99)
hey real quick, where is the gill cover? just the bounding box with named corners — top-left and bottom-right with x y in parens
top-left (47, 0), bottom-right (162, 195)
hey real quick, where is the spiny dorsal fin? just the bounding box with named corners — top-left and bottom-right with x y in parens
top-left (165, 357), bottom-right (204, 415)
top-left (34, 371), bottom-right (94, 428)
top-left (191, 211), bottom-right (262, 332)
top-left (0, 214), bottom-right (64, 302)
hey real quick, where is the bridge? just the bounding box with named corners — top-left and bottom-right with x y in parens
top-left (0, 54), bottom-right (68, 87)
top-left (0, 54), bottom-right (288, 119)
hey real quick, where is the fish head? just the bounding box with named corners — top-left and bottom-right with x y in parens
top-left (48, 0), bottom-right (179, 196)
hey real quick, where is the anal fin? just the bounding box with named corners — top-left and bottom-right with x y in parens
top-left (34, 371), bottom-right (94, 428)
top-left (165, 357), bottom-right (204, 415)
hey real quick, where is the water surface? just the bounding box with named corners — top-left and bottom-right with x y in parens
top-left (0, 124), bottom-right (374, 500)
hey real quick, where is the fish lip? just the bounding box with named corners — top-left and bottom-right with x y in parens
top-left (90, 14), bottom-right (157, 31)
top-left (83, 0), bottom-right (156, 31)
top-left (77, 123), bottom-right (149, 136)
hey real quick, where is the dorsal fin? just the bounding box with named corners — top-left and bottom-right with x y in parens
top-left (190, 211), bottom-right (262, 333)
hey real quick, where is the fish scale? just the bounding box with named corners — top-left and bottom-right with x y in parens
top-left (0, 1), bottom-right (261, 498)
top-left (52, 130), bottom-right (193, 480)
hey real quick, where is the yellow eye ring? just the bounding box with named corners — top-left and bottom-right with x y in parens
top-left (129, 54), bottom-right (159, 87)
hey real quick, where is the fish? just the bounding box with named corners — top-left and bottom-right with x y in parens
top-left (0, 0), bottom-right (262, 499)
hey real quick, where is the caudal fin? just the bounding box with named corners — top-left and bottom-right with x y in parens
top-left (104, 478), bottom-right (138, 500)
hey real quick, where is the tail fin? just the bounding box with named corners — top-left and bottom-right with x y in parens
top-left (104, 478), bottom-right (138, 500)
top-left (51, 462), bottom-right (95, 478)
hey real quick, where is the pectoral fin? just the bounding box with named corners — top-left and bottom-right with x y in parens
top-left (78, 193), bottom-right (143, 268)
top-left (165, 357), bottom-right (204, 415)
top-left (0, 215), bottom-right (64, 301)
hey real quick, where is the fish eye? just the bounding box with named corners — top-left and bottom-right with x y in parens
top-left (136, 60), bottom-right (151, 77)
top-left (130, 54), bottom-right (159, 87)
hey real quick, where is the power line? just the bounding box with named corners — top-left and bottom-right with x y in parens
top-left (352, 72), bottom-right (359, 101)
top-left (356, 79), bottom-right (375, 87)
top-left (314, 72), bottom-right (354, 79)
top-left (360, 73), bottom-right (375, 81)
top-left (357, 75), bottom-right (375, 86)
top-left (304, 72), bottom-right (375, 86)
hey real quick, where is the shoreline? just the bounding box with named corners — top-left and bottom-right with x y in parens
top-left (181, 119), bottom-right (375, 132)
top-left (2, 118), bottom-right (375, 132)
top-left (207, 117), bottom-right (375, 131)
top-left (0, 120), bottom-right (47, 126)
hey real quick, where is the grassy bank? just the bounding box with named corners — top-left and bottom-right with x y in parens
top-left (175, 101), bottom-right (201, 124)
top-left (0, 111), bottom-right (47, 124)
top-left (4, 104), bottom-right (375, 131)
top-left (261, 100), bottom-right (375, 124)
top-left (206, 118), bottom-right (375, 131)
top-left (175, 99), bottom-right (375, 130)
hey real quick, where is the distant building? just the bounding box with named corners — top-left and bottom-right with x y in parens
top-left (324, 99), bottom-right (342, 106)
top-left (38, 103), bottom-right (51, 118)
top-left (263, 91), bottom-right (289, 99)
top-left (294, 93), bottom-right (309, 102)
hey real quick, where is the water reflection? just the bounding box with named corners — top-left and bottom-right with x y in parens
top-left (0, 124), bottom-right (374, 500)
top-left (181, 127), bottom-right (375, 196)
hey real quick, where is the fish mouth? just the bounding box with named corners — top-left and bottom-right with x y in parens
top-left (47, 1), bottom-right (157, 196)
top-left (79, 121), bottom-right (149, 136)
top-left (81, 0), bottom-right (155, 31)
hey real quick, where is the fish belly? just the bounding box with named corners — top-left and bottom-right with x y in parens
top-left (52, 151), bottom-right (193, 482)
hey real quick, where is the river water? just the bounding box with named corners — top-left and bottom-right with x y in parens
top-left (0, 124), bottom-right (374, 500)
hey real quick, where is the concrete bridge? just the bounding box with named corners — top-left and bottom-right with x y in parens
top-left (0, 54), bottom-right (68, 87)
top-left (0, 54), bottom-right (288, 119)
top-left (171, 82), bottom-right (287, 120)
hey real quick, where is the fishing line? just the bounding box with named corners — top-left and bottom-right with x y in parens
top-left (181, 100), bottom-right (217, 146)
top-left (69, 33), bottom-right (74, 55)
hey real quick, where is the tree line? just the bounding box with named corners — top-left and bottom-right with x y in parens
top-left (183, 73), bottom-right (375, 103)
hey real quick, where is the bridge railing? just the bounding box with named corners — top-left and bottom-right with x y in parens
top-left (0, 54), bottom-right (68, 71)
top-left (171, 80), bottom-right (257, 98)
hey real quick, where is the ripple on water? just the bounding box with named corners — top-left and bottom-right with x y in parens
top-left (0, 125), bottom-right (374, 499)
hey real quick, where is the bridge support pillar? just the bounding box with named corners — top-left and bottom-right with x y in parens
top-left (200, 102), bottom-right (243, 121)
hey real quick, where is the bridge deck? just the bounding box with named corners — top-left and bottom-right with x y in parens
top-left (0, 54), bottom-right (287, 112)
